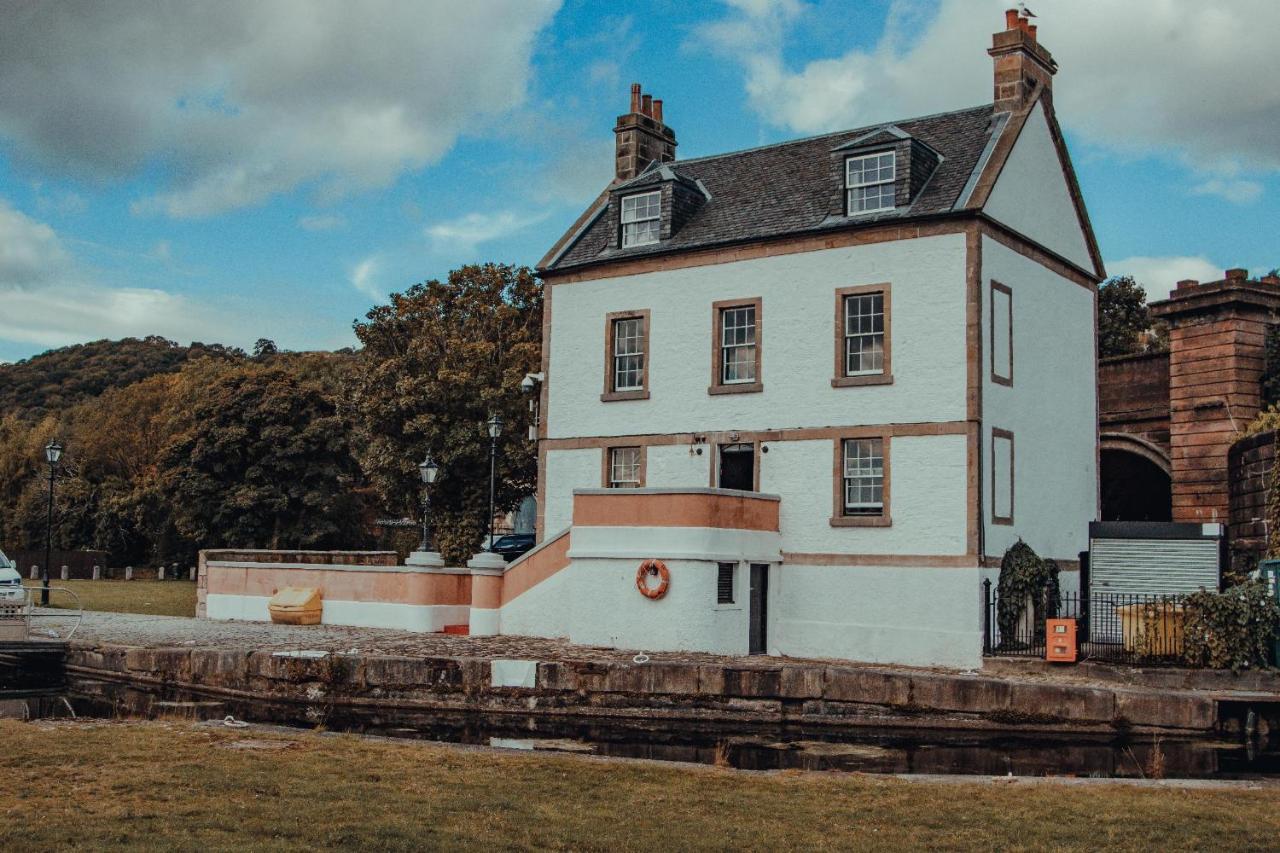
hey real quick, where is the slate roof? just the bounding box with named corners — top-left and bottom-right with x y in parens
top-left (544, 103), bottom-right (999, 273)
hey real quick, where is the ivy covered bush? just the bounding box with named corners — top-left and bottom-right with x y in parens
top-left (1182, 581), bottom-right (1280, 671)
top-left (996, 540), bottom-right (1060, 649)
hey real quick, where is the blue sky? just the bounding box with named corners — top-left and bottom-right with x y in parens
top-left (0, 0), bottom-right (1276, 362)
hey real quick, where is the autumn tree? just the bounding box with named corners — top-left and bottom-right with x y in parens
top-left (350, 263), bottom-right (541, 564)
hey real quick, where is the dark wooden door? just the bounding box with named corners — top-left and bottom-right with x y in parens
top-left (749, 563), bottom-right (768, 655)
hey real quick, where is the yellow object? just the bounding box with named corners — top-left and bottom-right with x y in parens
top-left (268, 587), bottom-right (323, 625)
top-left (1116, 602), bottom-right (1184, 656)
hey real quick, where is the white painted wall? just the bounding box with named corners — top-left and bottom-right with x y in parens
top-left (205, 594), bottom-right (468, 632)
top-left (984, 101), bottom-right (1094, 273)
top-left (542, 434), bottom-right (969, 556)
top-left (546, 234), bottom-right (969, 440)
top-left (773, 563), bottom-right (984, 669)
top-left (543, 447), bottom-right (601, 534)
top-left (499, 556), bottom-right (755, 655)
top-left (981, 236), bottom-right (1097, 562)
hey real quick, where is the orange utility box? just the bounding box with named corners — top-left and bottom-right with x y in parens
top-left (1045, 618), bottom-right (1077, 663)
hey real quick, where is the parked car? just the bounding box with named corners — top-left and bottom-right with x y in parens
top-left (0, 550), bottom-right (23, 602)
top-left (487, 534), bottom-right (535, 563)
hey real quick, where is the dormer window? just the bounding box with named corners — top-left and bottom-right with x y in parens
top-left (621, 191), bottom-right (661, 247)
top-left (845, 151), bottom-right (896, 215)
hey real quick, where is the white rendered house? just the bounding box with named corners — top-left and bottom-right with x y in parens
top-left (509, 10), bottom-right (1102, 668)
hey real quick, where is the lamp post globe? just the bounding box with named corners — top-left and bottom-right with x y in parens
top-left (485, 413), bottom-right (504, 548)
top-left (417, 454), bottom-right (440, 553)
top-left (42, 440), bottom-right (63, 606)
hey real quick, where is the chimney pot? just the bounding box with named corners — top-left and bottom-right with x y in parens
top-left (641, 94), bottom-right (653, 117)
top-left (1005, 8), bottom-right (1020, 29)
top-left (630, 83), bottom-right (641, 114)
top-left (1226, 268), bottom-right (1248, 281)
top-left (1027, 23), bottom-right (1037, 39)
top-left (1176, 279), bottom-right (1200, 291)
top-left (653, 99), bottom-right (663, 124)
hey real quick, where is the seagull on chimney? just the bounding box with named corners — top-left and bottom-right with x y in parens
top-left (1018, 2), bottom-right (1038, 17)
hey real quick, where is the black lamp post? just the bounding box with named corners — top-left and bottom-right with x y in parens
top-left (485, 413), bottom-right (504, 548)
top-left (417, 453), bottom-right (440, 553)
top-left (42, 440), bottom-right (62, 607)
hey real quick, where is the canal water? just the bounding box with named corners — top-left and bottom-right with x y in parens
top-left (3, 667), bottom-right (1279, 780)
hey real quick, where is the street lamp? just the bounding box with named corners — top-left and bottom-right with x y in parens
top-left (42, 440), bottom-right (63, 607)
top-left (485, 413), bottom-right (504, 548)
top-left (417, 453), bottom-right (440, 553)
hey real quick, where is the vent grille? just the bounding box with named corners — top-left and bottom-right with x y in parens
top-left (717, 562), bottom-right (735, 604)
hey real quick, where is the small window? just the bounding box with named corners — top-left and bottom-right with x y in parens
top-left (842, 438), bottom-right (884, 517)
top-left (621, 191), bottom-right (661, 247)
top-left (613, 316), bottom-right (645, 391)
top-left (720, 305), bottom-right (757, 383)
top-left (843, 292), bottom-right (885, 375)
top-left (846, 151), bottom-right (896, 215)
top-left (717, 562), bottom-right (735, 604)
top-left (608, 447), bottom-right (642, 488)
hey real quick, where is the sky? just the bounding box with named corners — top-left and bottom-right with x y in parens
top-left (0, 0), bottom-right (1277, 363)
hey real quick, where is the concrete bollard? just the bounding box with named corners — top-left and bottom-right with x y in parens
top-left (188, 566), bottom-right (196, 581)
top-left (30, 565), bottom-right (38, 580)
top-left (60, 565), bottom-right (69, 581)
top-left (92, 565), bottom-right (101, 580)
top-left (125, 566), bottom-right (134, 581)
top-left (158, 564), bottom-right (165, 581)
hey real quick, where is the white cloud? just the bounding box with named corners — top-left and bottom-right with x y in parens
top-left (1106, 255), bottom-right (1224, 299)
top-left (298, 214), bottom-right (346, 232)
top-left (0, 1), bottom-right (561, 217)
top-left (425, 210), bottom-right (551, 254)
top-left (349, 257), bottom-right (383, 301)
top-left (0, 285), bottom-right (235, 350)
top-left (1191, 178), bottom-right (1262, 205)
top-left (0, 197), bottom-right (71, 286)
top-left (697, 0), bottom-right (1280, 178)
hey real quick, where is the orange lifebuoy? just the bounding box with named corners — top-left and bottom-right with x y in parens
top-left (636, 559), bottom-right (670, 599)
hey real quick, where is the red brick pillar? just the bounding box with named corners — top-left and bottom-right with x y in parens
top-left (1150, 270), bottom-right (1280, 522)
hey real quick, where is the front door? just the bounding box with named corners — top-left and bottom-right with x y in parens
top-left (748, 563), bottom-right (769, 655)
top-left (718, 443), bottom-right (755, 491)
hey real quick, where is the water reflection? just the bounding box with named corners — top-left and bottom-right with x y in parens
top-left (3, 674), bottom-right (1279, 780)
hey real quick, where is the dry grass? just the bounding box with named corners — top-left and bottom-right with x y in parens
top-left (23, 579), bottom-right (196, 617)
top-left (1, 719), bottom-right (1277, 851)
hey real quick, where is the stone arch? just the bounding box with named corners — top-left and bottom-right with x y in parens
top-left (1099, 433), bottom-right (1172, 522)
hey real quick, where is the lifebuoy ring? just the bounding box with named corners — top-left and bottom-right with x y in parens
top-left (636, 559), bottom-right (670, 599)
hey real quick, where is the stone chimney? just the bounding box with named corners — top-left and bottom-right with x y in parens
top-left (989, 8), bottom-right (1058, 113)
top-left (614, 82), bottom-right (676, 183)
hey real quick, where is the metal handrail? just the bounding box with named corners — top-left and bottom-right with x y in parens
top-left (17, 586), bottom-right (84, 641)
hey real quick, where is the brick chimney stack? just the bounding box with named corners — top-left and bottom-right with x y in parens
top-left (614, 82), bottom-right (676, 183)
top-left (989, 8), bottom-right (1058, 113)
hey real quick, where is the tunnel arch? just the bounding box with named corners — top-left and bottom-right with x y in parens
top-left (1099, 433), bottom-right (1172, 522)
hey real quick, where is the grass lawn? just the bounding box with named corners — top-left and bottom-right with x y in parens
top-left (1, 720), bottom-right (1277, 851)
top-left (23, 579), bottom-right (196, 617)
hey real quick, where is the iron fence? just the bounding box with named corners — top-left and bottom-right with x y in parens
top-left (982, 581), bottom-right (1187, 665)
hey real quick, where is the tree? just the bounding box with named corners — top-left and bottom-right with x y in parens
top-left (253, 338), bottom-right (279, 359)
top-left (158, 364), bottom-right (369, 561)
top-left (350, 263), bottom-right (542, 564)
top-left (1098, 275), bottom-right (1166, 358)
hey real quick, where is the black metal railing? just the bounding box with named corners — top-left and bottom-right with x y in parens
top-left (982, 580), bottom-right (1187, 665)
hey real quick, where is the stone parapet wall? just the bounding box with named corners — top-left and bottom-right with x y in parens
top-left (201, 550), bottom-right (398, 567)
top-left (65, 641), bottom-right (1221, 735)
top-left (1098, 351), bottom-right (1170, 450)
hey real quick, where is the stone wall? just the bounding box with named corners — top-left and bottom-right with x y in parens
top-left (1229, 430), bottom-right (1275, 576)
top-left (1098, 351), bottom-right (1170, 451)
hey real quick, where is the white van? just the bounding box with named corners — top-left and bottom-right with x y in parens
top-left (0, 550), bottom-right (23, 601)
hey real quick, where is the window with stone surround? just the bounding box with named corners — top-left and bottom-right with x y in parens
top-left (832, 435), bottom-right (891, 527)
top-left (833, 284), bottom-right (892, 387)
top-left (607, 446), bottom-right (643, 488)
top-left (620, 191), bottom-right (661, 248)
top-left (845, 151), bottom-right (896, 215)
top-left (992, 429), bottom-right (1014, 525)
top-left (602, 310), bottom-right (650, 401)
top-left (710, 297), bottom-right (762, 394)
